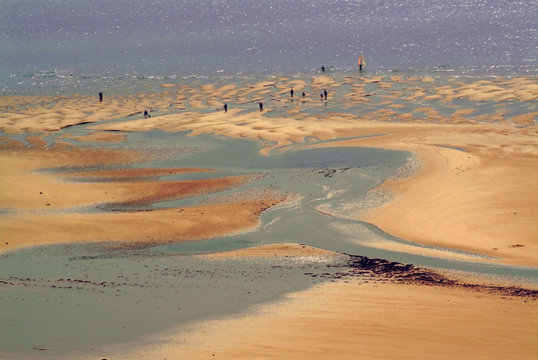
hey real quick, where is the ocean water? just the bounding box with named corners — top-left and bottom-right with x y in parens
top-left (1, 0), bottom-right (536, 94)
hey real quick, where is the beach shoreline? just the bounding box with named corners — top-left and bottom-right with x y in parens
top-left (84, 248), bottom-right (538, 360)
top-left (316, 122), bottom-right (538, 267)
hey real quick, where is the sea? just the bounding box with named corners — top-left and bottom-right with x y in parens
top-left (0, 0), bottom-right (536, 94)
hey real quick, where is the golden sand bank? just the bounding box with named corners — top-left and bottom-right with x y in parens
top-left (327, 123), bottom-right (538, 267)
top-left (0, 143), bottom-right (289, 251)
top-left (200, 243), bottom-right (340, 259)
top-left (106, 277), bottom-right (537, 360)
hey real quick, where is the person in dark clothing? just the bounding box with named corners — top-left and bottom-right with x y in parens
top-left (302, 91), bottom-right (305, 98)
top-left (321, 65), bottom-right (325, 72)
top-left (358, 54), bottom-right (365, 71)
top-left (323, 89), bottom-right (328, 100)
top-left (259, 102), bottom-right (263, 111)
top-left (99, 92), bottom-right (103, 102)
top-left (144, 110), bottom-right (151, 119)
top-left (223, 103), bottom-right (228, 112)
top-left (290, 88), bottom-right (294, 97)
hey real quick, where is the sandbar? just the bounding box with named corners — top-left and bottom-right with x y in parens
top-left (97, 274), bottom-right (538, 360)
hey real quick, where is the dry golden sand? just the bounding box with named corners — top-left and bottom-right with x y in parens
top-left (0, 149), bottom-right (249, 210)
top-left (0, 144), bottom-right (286, 252)
top-left (328, 123), bottom-right (538, 267)
top-left (0, 201), bottom-right (279, 251)
top-left (1, 75), bottom-right (537, 359)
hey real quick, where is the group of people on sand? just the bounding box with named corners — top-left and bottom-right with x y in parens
top-left (98, 91), bottom-right (151, 118)
top-left (100, 55), bottom-right (364, 117)
top-left (290, 88), bottom-right (327, 100)
top-left (100, 85), bottom-right (330, 118)
top-left (223, 87), bottom-right (328, 113)
top-left (224, 55), bottom-right (363, 112)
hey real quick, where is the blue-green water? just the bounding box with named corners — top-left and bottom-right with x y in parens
top-left (0, 243), bottom-right (349, 359)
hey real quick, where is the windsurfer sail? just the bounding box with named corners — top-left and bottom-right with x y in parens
top-left (357, 54), bottom-right (366, 71)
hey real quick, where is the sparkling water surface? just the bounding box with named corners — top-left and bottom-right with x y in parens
top-left (1, 0), bottom-right (536, 93)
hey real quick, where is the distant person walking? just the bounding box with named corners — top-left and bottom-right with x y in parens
top-left (321, 65), bottom-right (325, 72)
top-left (357, 54), bottom-right (366, 71)
top-left (98, 92), bottom-right (103, 102)
top-left (259, 102), bottom-right (263, 111)
top-left (144, 110), bottom-right (151, 119)
top-left (302, 91), bottom-right (305, 98)
top-left (223, 103), bottom-right (228, 112)
top-left (323, 89), bottom-right (328, 100)
top-left (290, 88), bottom-right (294, 97)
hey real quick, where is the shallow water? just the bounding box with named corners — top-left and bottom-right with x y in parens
top-left (0, 243), bottom-right (349, 359)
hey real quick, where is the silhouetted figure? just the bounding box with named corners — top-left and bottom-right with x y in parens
top-left (357, 54), bottom-right (366, 71)
top-left (320, 93), bottom-right (324, 100)
top-left (99, 92), bottom-right (103, 102)
top-left (302, 92), bottom-right (305, 97)
top-left (259, 102), bottom-right (263, 111)
top-left (323, 89), bottom-right (328, 100)
top-left (290, 88), bottom-right (294, 97)
top-left (144, 110), bottom-right (151, 119)
top-left (321, 65), bottom-right (325, 72)
top-left (223, 103), bottom-right (228, 112)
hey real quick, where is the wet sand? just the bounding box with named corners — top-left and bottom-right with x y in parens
top-left (325, 123), bottom-right (538, 267)
top-left (89, 245), bottom-right (538, 360)
top-left (0, 146), bottom-right (288, 251)
top-left (200, 243), bottom-right (341, 259)
top-left (1, 74), bottom-right (537, 359)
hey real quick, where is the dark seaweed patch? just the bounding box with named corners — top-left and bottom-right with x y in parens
top-left (306, 254), bottom-right (538, 299)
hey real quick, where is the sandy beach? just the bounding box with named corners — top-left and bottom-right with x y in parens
top-left (1, 74), bottom-right (537, 359)
top-left (111, 278), bottom-right (538, 360)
